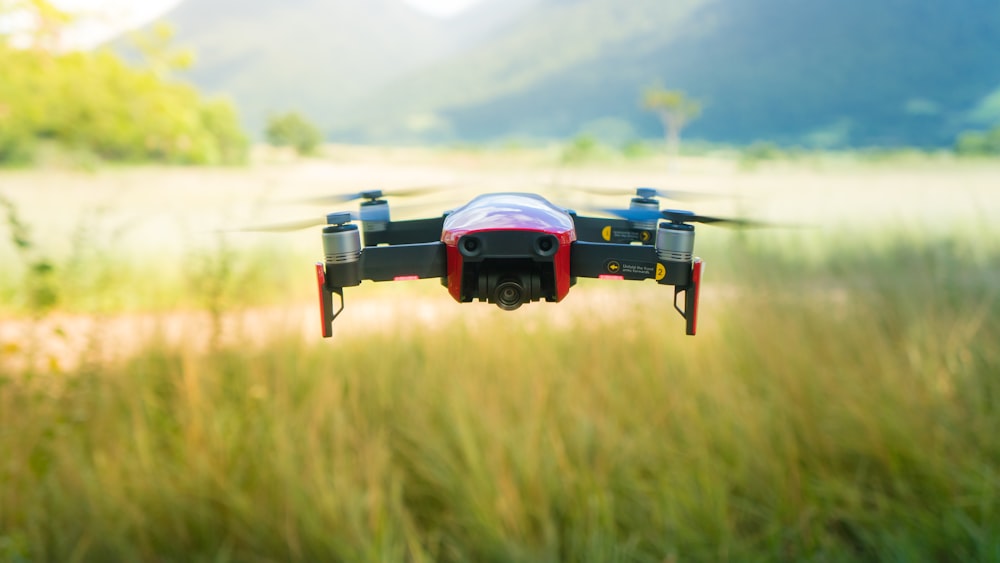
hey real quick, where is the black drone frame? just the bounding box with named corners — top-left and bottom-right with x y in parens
top-left (315, 200), bottom-right (704, 336)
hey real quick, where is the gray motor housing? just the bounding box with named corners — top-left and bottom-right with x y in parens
top-left (655, 222), bottom-right (694, 286)
top-left (323, 223), bottom-right (362, 287)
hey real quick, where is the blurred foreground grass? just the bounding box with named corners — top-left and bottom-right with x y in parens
top-left (2, 223), bottom-right (999, 561)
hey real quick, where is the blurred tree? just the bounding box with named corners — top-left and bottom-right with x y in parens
top-left (0, 0), bottom-right (72, 51)
top-left (560, 133), bottom-right (613, 164)
top-left (128, 22), bottom-right (195, 77)
top-left (0, 19), bottom-right (248, 166)
top-left (955, 126), bottom-right (1000, 156)
top-left (0, 102), bottom-right (35, 164)
top-left (642, 86), bottom-right (701, 158)
top-left (265, 112), bottom-right (323, 156)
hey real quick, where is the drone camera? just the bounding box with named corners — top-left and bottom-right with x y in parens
top-left (457, 232), bottom-right (560, 309)
top-left (479, 263), bottom-right (548, 310)
top-left (493, 278), bottom-right (527, 310)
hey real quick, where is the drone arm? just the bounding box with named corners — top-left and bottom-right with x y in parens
top-left (360, 242), bottom-right (448, 281)
top-left (362, 217), bottom-right (446, 246)
top-left (317, 242), bottom-right (447, 337)
top-left (569, 241), bottom-right (660, 280)
top-left (570, 241), bottom-right (702, 335)
top-left (571, 215), bottom-right (655, 245)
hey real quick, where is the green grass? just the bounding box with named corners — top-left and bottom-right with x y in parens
top-left (0, 228), bottom-right (312, 317)
top-left (2, 228), bottom-right (998, 562)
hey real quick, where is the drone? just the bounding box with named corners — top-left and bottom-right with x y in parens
top-left (259, 187), bottom-right (756, 337)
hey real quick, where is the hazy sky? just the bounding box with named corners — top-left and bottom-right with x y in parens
top-left (43, 0), bottom-right (484, 47)
top-left (54, 0), bottom-right (484, 22)
top-left (403, 0), bottom-right (484, 17)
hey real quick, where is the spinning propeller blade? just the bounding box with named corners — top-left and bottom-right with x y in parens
top-left (561, 185), bottom-right (714, 202)
top-left (658, 209), bottom-right (770, 228)
top-left (291, 185), bottom-right (444, 206)
top-left (600, 207), bottom-right (772, 228)
top-left (234, 212), bottom-right (359, 232)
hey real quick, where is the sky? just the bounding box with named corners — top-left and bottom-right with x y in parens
top-left (37, 0), bottom-right (483, 48)
top-left (403, 0), bottom-right (484, 17)
top-left (52, 0), bottom-right (484, 17)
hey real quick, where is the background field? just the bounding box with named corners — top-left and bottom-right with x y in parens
top-left (1, 148), bottom-right (999, 561)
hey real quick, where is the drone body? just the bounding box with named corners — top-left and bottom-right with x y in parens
top-left (315, 190), bottom-right (706, 337)
top-left (440, 193), bottom-right (575, 305)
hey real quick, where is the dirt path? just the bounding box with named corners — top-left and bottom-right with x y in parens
top-left (2, 284), bottom-right (711, 372)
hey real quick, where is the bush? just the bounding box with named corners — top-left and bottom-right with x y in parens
top-left (621, 139), bottom-right (654, 159)
top-left (743, 140), bottom-right (782, 161)
top-left (0, 118), bottom-right (35, 165)
top-left (560, 134), bottom-right (602, 164)
top-left (265, 112), bottom-right (324, 156)
top-left (955, 126), bottom-right (1000, 156)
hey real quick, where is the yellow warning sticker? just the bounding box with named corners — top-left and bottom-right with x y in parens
top-left (655, 263), bottom-right (666, 281)
top-left (601, 226), bottom-right (612, 241)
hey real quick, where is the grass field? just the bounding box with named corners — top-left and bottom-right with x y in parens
top-left (1, 148), bottom-right (999, 561)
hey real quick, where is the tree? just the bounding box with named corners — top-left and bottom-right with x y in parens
top-left (265, 112), bottom-right (323, 156)
top-left (0, 0), bottom-right (72, 51)
top-left (0, 19), bottom-right (248, 166)
top-left (955, 126), bottom-right (1000, 156)
top-left (642, 86), bottom-right (701, 158)
top-left (128, 22), bottom-right (195, 78)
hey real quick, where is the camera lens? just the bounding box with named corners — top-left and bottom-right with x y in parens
top-left (494, 280), bottom-right (525, 311)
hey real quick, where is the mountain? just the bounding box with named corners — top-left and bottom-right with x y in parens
top-left (154, 0), bottom-right (503, 135)
top-left (146, 0), bottom-right (1000, 147)
top-left (341, 0), bottom-right (1000, 147)
top-left (336, 0), bottom-right (709, 142)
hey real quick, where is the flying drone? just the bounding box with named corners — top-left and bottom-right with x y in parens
top-left (260, 187), bottom-right (756, 337)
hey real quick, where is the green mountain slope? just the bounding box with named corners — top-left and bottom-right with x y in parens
top-left (157, 0), bottom-right (461, 135)
top-left (342, 0), bottom-right (1000, 147)
top-left (337, 0), bottom-right (707, 142)
top-left (151, 0), bottom-right (1000, 147)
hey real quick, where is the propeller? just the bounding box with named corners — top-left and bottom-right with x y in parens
top-left (289, 185), bottom-right (444, 206)
top-left (558, 185), bottom-right (715, 202)
top-left (232, 212), bottom-right (358, 232)
top-left (600, 206), bottom-right (772, 228)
